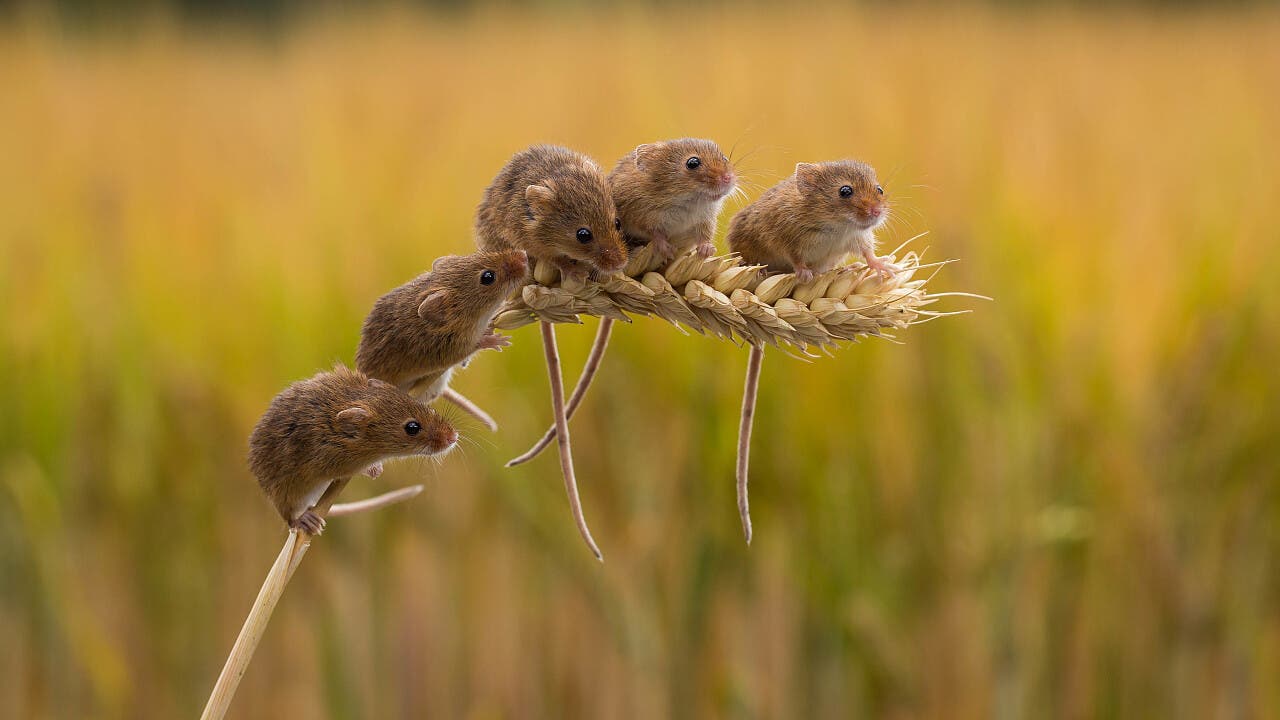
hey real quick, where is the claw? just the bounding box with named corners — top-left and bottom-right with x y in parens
top-left (293, 510), bottom-right (326, 536)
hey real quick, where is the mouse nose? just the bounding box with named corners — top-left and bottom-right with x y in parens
top-left (720, 173), bottom-right (735, 186)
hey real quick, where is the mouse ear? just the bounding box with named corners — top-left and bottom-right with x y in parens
top-left (794, 162), bottom-right (822, 193)
top-left (431, 255), bottom-right (460, 272)
top-left (417, 288), bottom-right (452, 321)
top-left (632, 144), bottom-right (655, 169)
top-left (525, 184), bottom-right (556, 215)
top-left (335, 405), bottom-right (371, 436)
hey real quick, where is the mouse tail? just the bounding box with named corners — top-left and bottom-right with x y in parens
top-left (507, 317), bottom-right (614, 467)
top-left (539, 321), bottom-right (604, 561)
top-left (737, 344), bottom-right (765, 545)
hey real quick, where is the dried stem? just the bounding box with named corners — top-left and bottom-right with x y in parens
top-left (508, 317), bottom-right (614, 467)
top-left (540, 320), bottom-right (604, 561)
top-left (738, 344), bottom-right (764, 544)
top-left (201, 477), bottom-right (413, 720)
top-left (440, 387), bottom-right (499, 432)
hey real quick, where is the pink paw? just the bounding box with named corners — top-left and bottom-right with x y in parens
top-left (696, 241), bottom-right (716, 259)
top-left (794, 267), bottom-right (815, 284)
top-left (864, 254), bottom-right (901, 278)
top-left (363, 462), bottom-right (384, 479)
top-left (476, 333), bottom-right (511, 352)
top-left (651, 234), bottom-right (675, 260)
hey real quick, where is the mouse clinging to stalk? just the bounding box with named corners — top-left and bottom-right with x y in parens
top-left (248, 365), bottom-right (458, 535)
top-left (728, 159), bottom-right (895, 283)
top-left (507, 137), bottom-right (739, 470)
top-left (356, 249), bottom-right (529, 431)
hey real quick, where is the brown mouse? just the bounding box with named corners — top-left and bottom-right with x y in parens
top-left (248, 365), bottom-right (458, 534)
top-left (356, 249), bottom-right (529, 402)
top-left (608, 138), bottom-right (737, 259)
top-left (474, 144), bottom-right (628, 281)
top-left (727, 160), bottom-right (894, 282)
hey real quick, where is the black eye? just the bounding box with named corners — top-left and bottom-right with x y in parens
top-left (480, 270), bottom-right (496, 285)
top-left (614, 218), bottom-right (621, 231)
top-left (876, 185), bottom-right (884, 195)
top-left (576, 227), bottom-right (593, 244)
top-left (839, 185), bottom-right (853, 198)
top-left (404, 420), bottom-right (421, 436)
top-left (686, 156), bottom-right (701, 170)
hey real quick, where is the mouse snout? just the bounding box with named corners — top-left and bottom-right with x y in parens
top-left (719, 172), bottom-right (736, 187)
top-left (423, 422), bottom-right (458, 453)
top-left (596, 246), bottom-right (628, 275)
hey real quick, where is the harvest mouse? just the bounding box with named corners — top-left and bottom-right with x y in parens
top-left (474, 144), bottom-right (628, 281)
top-left (248, 365), bottom-right (458, 534)
top-left (727, 160), bottom-right (894, 282)
top-left (608, 137), bottom-right (737, 260)
top-left (356, 249), bottom-right (529, 406)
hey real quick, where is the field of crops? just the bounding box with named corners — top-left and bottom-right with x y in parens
top-left (2, 3), bottom-right (1278, 717)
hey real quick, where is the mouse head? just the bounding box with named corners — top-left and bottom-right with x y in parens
top-left (794, 160), bottom-right (888, 231)
top-left (415, 249), bottom-right (528, 323)
top-left (334, 374), bottom-right (458, 460)
top-left (633, 138), bottom-right (736, 200)
top-left (524, 160), bottom-right (628, 275)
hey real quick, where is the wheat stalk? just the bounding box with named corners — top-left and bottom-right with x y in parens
top-left (200, 482), bottom-right (422, 720)
top-left (496, 233), bottom-right (982, 546)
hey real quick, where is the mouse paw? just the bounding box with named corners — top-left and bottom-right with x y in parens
top-left (476, 332), bottom-right (512, 352)
top-left (293, 510), bottom-right (326, 536)
top-left (695, 241), bottom-right (716, 259)
top-left (864, 253), bottom-right (901, 278)
top-left (363, 462), bottom-right (384, 479)
top-left (794, 266), bottom-right (816, 284)
top-left (651, 234), bottom-right (675, 260)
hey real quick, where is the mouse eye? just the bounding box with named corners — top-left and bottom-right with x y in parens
top-left (876, 185), bottom-right (884, 195)
top-left (839, 185), bottom-right (854, 198)
top-left (614, 217), bottom-right (621, 231)
top-left (404, 420), bottom-right (421, 436)
top-left (686, 156), bottom-right (701, 170)
top-left (576, 227), bottom-right (593, 244)
top-left (480, 270), bottom-right (496, 285)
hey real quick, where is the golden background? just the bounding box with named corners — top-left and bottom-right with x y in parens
top-left (1, 3), bottom-right (1278, 717)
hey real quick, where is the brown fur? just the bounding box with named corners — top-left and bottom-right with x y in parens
top-left (474, 145), bottom-right (627, 279)
top-left (355, 249), bottom-right (528, 399)
top-left (727, 160), bottom-right (889, 278)
top-left (608, 138), bottom-right (736, 259)
top-left (247, 365), bottom-right (457, 526)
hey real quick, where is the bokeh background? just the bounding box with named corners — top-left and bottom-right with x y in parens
top-left (2, 1), bottom-right (1279, 718)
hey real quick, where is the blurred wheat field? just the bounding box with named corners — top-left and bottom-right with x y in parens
top-left (2, 3), bottom-right (1279, 718)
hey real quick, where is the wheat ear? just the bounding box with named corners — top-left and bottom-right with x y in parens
top-left (200, 480), bottom-right (421, 719)
top-left (496, 233), bottom-right (982, 548)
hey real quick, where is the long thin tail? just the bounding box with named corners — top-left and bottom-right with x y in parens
top-left (508, 318), bottom-right (614, 467)
top-left (441, 386), bottom-right (499, 432)
top-left (738, 344), bottom-right (764, 544)
top-left (541, 321), bottom-right (604, 561)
